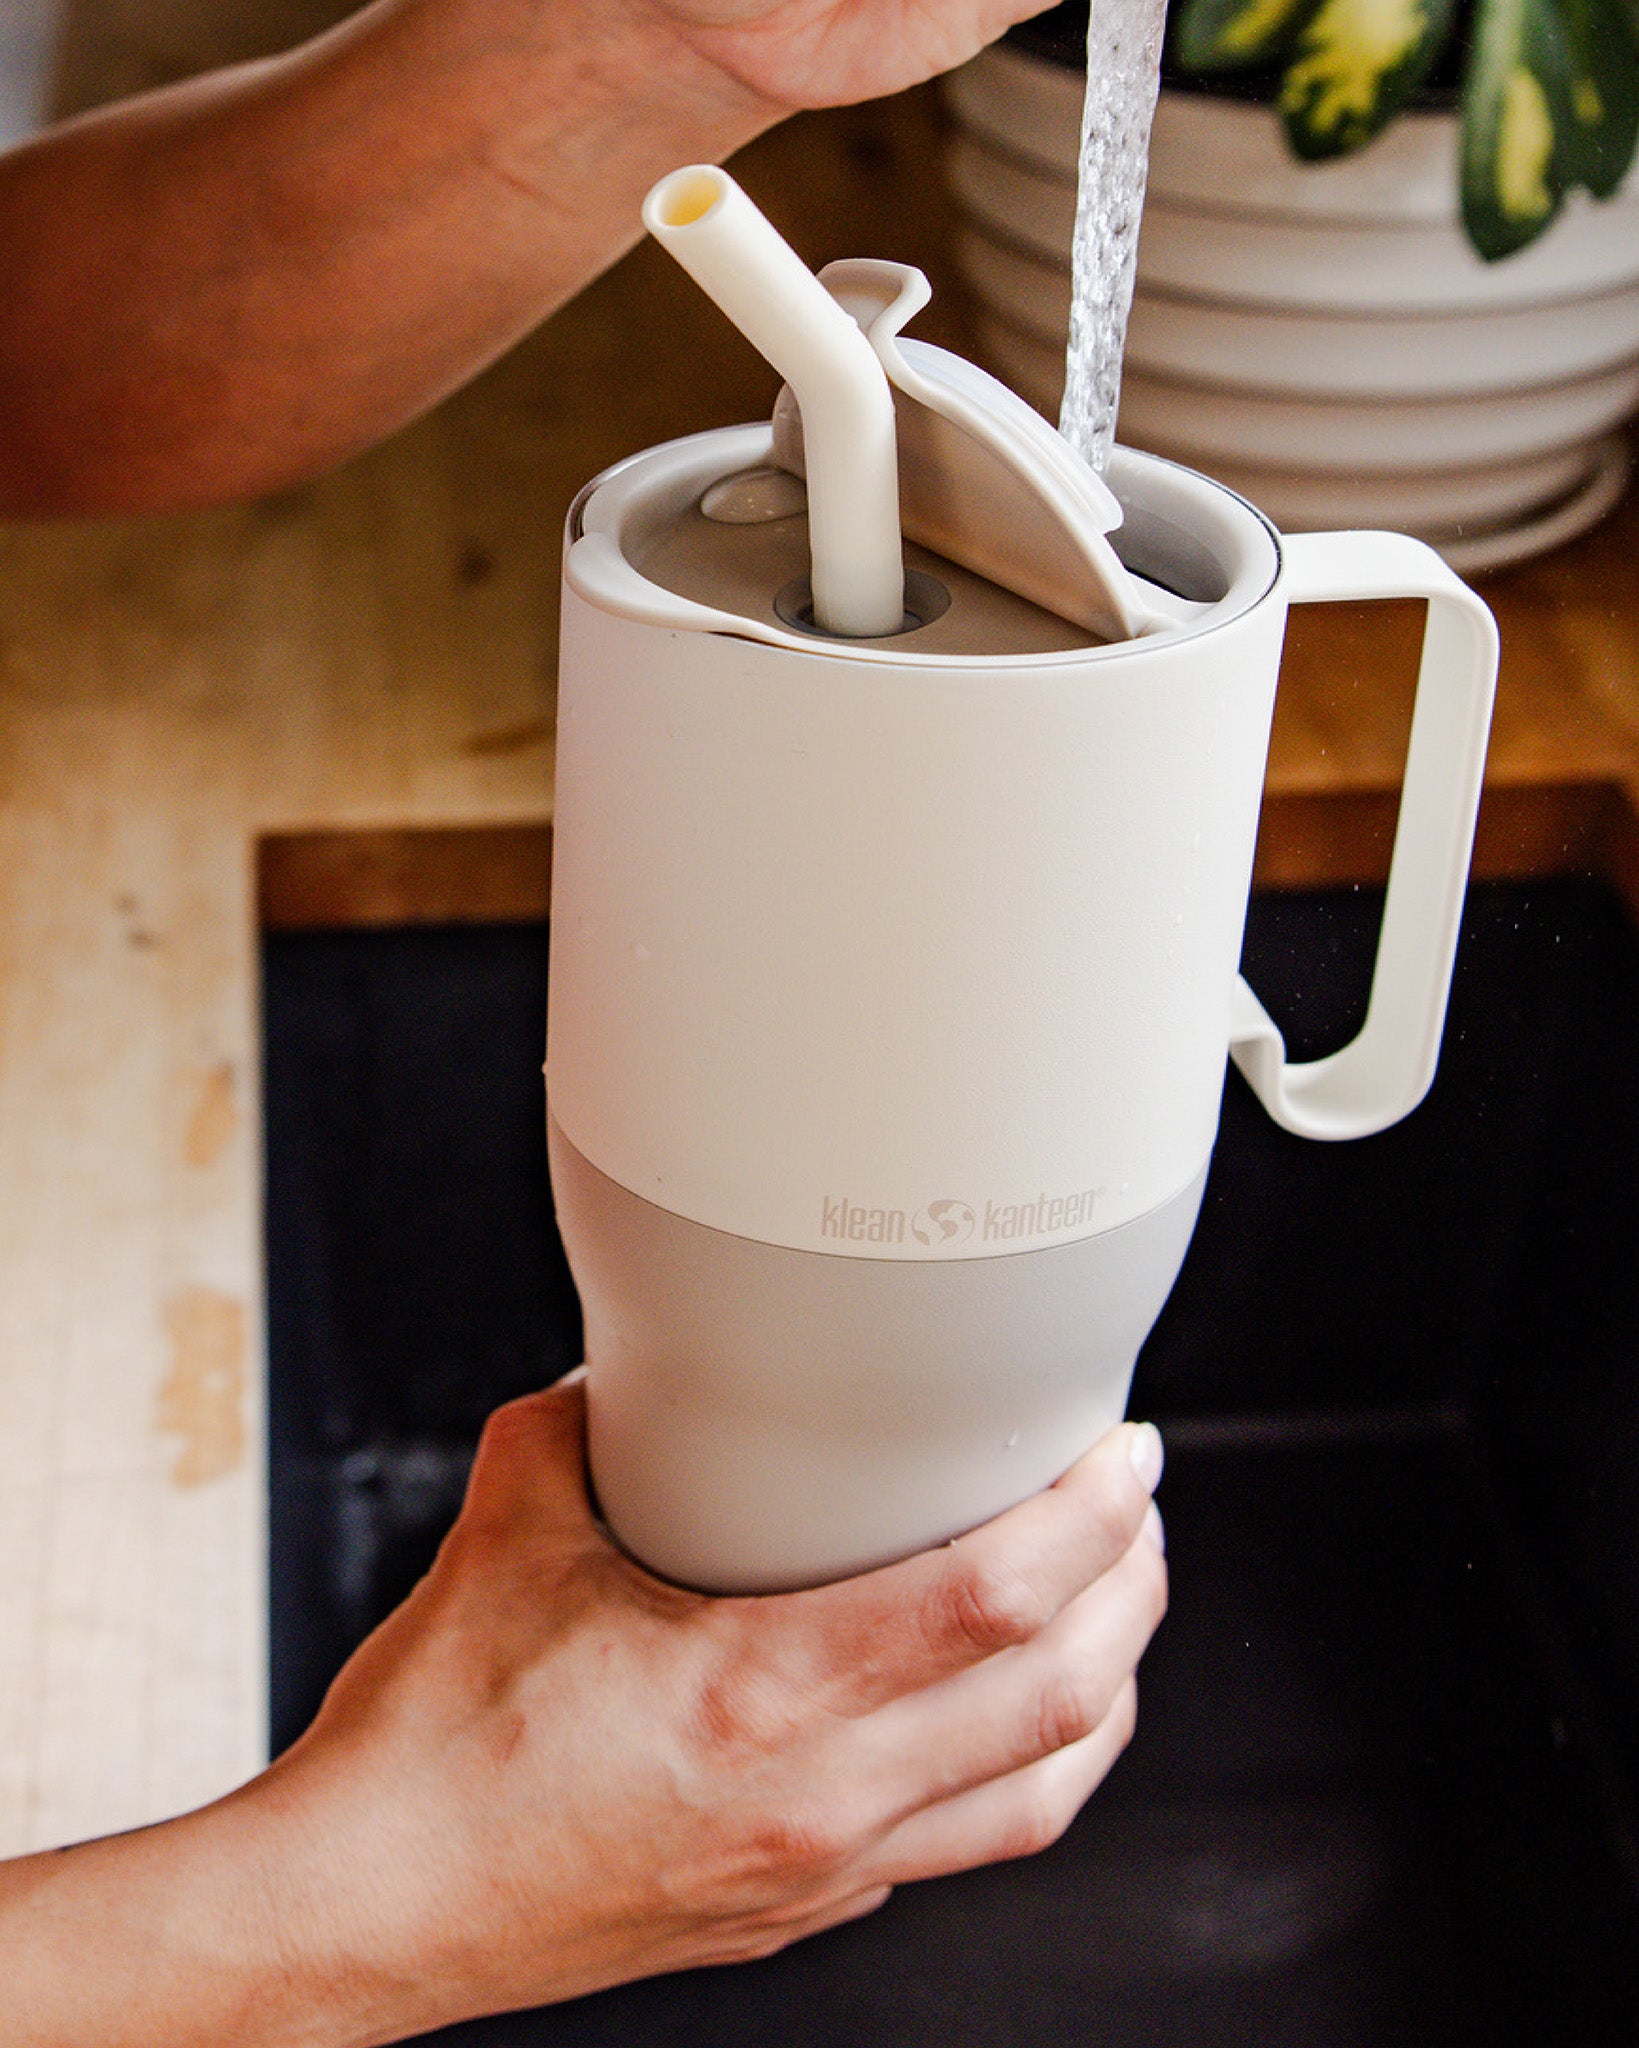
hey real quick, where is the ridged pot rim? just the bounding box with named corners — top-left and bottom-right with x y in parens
top-left (944, 41), bottom-right (1639, 230)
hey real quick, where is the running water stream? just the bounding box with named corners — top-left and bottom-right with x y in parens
top-left (1057, 0), bottom-right (1168, 473)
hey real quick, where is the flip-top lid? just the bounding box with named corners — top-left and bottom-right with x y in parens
top-left (771, 260), bottom-right (1181, 644)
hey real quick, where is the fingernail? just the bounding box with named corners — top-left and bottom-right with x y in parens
top-left (1126, 1421), bottom-right (1164, 1494)
top-left (1141, 1500), bottom-right (1166, 1555)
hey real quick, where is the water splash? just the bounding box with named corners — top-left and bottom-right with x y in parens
top-left (1058, 0), bottom-right (1168, 473)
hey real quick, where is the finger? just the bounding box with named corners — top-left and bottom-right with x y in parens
top-left (862, 1678), bottom-right (1140, 1886)
top-left (851, 1523), bottom-right (1165, 1818)
top-left (764, 1421), bottom-right (1164, 1716)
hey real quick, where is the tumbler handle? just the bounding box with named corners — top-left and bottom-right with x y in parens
top-left (1231, 530), bottom-right (1498, 1140)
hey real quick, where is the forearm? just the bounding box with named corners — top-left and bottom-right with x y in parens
top-left (0, 1784), bottom-right (367, 2048)
top-left (0, 0), bottom-right (770, 516)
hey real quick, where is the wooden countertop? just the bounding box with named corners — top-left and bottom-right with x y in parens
top-left (3, 82), bottom-right (1639, 1854)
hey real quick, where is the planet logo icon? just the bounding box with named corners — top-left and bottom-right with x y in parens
top-left (911, 1199), bottom-right (976, 1248)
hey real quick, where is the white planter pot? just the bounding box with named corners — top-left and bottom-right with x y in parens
top-left (942, 44), bottom-right (1639, 569)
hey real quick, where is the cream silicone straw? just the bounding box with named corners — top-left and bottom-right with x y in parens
top-left (643, 166), bottom-right (905, 639)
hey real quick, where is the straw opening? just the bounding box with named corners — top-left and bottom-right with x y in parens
top-left (653, 168), bottom-right (726, 230)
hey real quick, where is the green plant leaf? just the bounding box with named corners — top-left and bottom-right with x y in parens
top-left (1169, 0), bottom-right (1328, 70)
top-left (1461, 0), bottom-right (1584, 255)
top-left (1551, 0), bottom-right (1639, 197)
top-left (1278, 0), bottom-right (1459, 157)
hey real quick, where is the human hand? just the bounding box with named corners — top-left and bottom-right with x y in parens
top-left (0, 0), bottom-right (1048, 517)
top-left (627, 0), bottom-right (1052, 113)
top-left (250, 1374), bottom-right (1166, 2043)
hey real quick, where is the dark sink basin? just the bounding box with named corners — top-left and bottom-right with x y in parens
top-left (264, 881), bottom-right (1639, 2045)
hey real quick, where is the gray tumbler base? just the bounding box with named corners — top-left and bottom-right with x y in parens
top-left (549, 1116), bottom-right (1207, 1592)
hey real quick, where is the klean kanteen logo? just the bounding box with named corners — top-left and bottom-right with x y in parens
top-left (820, 1188), bottom-right (1099, 1247)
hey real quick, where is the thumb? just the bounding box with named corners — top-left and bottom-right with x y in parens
top-left (459, 1373), bottom-right (595, 1542)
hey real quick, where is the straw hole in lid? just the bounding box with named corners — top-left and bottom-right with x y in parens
top-left (775, 568), bottom-right (951, 640)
